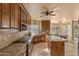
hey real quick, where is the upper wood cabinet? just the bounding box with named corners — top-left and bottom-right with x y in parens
top-left (27, 14), bottom-right (31, 25)
top-left (14, 4), bottom-right (20, 28)
top-left (20, 7), bottom-right (27, 30)
top-left (24, 12), bottom-right (27, 24)
top-left (2, 4), bottom-right (10, 28)
top-left (11, 4), bottom-right (15, 28)
top-left (11, 3), bottom-right (20, 29)
top-left (21, 9), bottom-right (25, 24)
top-left (21, 8), bottom-right (27, 24)
top-left (0, 3), bottom-right (31, 31)
top-left (0, 4), bottom-right (1, 28)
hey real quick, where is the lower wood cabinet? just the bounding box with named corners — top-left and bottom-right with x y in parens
top-left (32, 34), bottom-right (47, 44)
top-left (51, 41), bottom-right (65, 56)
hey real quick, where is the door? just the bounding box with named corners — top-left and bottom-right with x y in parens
top-left (41, 20), bottom-right (50, 33)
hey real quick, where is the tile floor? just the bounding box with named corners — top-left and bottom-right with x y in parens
top-left (31, 41), bottom-right (77, 56)
top-left (31, 42), bottom-right (50, 56)
top-left (65, 40), bottom-right (78, 56)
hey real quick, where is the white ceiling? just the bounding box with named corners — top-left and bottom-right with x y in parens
top-left (23, 3), bottom-right (79, 21)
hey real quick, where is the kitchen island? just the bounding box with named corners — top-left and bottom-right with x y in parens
top-left (47, 34), bottom-right (66, 56)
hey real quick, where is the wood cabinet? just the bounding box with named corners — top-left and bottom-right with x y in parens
top-left (0, 4), bottom-right (1, 28)
top-left (0, 3), bottom-right (31, 31)
top-left (15, 4), bottom-right (20, 29)
top-left (51, 41), bottom-right (65, 56)
top-left (2, 4), bottom-right (10, 28)
top-left (11, 4), bottom-right (15, 28)
top-left (20, 8), bottom-right (27, 30)
top-left (21, 9), bottom-right (24, 23)
top-left (21, 9), bottom-right (27, 24)
top-left (1, 3), bottom-right (20, 29)
top-left (11, 3), bottom-right (21, 30)
top-left (32, 34), bottom-right (48, 45)
top-left (27, 14), bottom-right (31, 25)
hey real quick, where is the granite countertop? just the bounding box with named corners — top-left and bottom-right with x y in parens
top-left (49, 39), bottom-right (67, 41)
top-left (30, 32), bottom-right (67, 41)
top-left (0, 43), bottom-right (26, 56)
top-left (47, 35), bottom-right (67, 41)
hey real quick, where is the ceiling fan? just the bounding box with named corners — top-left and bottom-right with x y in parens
top-left (40, 7), bottom-right (56, 17)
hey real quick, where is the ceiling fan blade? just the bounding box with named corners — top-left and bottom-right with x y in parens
top-left (49, 11), bottom-right (54, 13)
top-left (41, 12), bottom-right (46, 14)
top-left (40, 15), bottom-right (46, 17)
top-left (49, 14), bottom-right (55, 16)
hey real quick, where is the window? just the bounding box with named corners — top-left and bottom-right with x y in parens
top-left (51, 24), bottom-right (60, 35)
top-left (72, 20), bottom-right (79, 41)
top-left (51, 23), bottom-right (68, 40)
top-left (30, 20), bottom-right (40, 35)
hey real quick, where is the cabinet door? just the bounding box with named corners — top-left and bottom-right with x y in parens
top-left (51, 41), bottom-right (64, 56)
top-left (21, 9), bottom-right (27, 24)
top-left (21, 9), bottom-right (24, 24)
top-left (24, 12), bottom-right (27, 24)
top-left (14, 4), bottom-right (20, 28)
top-left (21, 8), bottom-right (27, 30)
top-left (0, 4), bottom-right (1, 28)
top-left (27, 14), bottom-right (31, 25)
top-left (51, 41), bottom-right (57, 55)
top-left (2, 4), bottom-right (10, 28)
top-left (11, 4), bottom-right (15, 28)
top-left (23, 12), bottom-right (27, 29)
